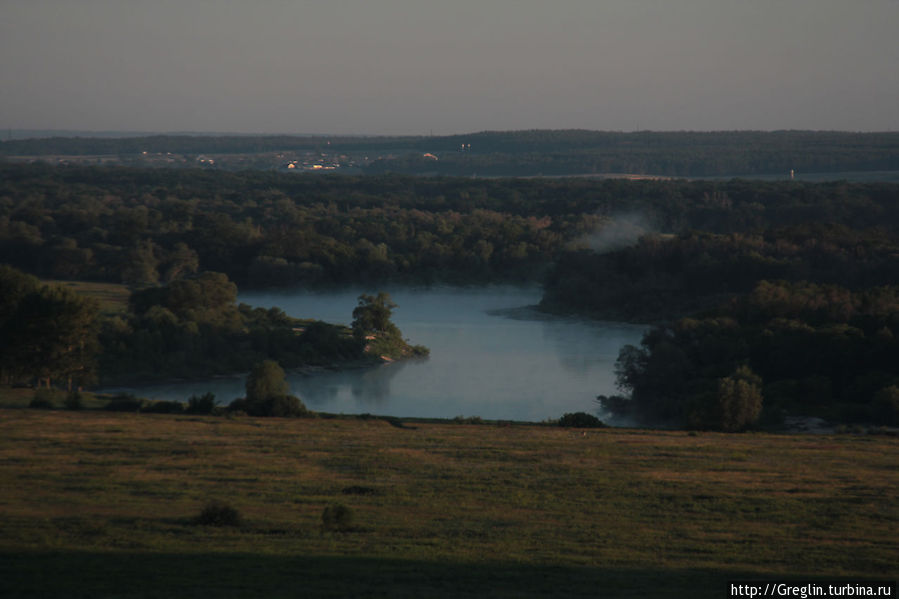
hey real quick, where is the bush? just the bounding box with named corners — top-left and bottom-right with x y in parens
top-left (229, 394), bottom-right (309, 417)
top-left (453, 415), bottom-right (484, 425)
top-left (142, 400), bottom-right (185, 414)
top-left (186, 392), bottom-right (216, 414)
top-left (64, 391), bottom-right (84, 410)
top-left (30, 388), bottom-right (63, 409)
top-left (104, 393), bottom-right (145, 412)
top-left (558, 412), bottom-right (605, 428)
top-left (246, 360), bottom-right (288, 403)
top-left (873, 385), bottom-right (899, 425)
top-left (321, 503), bottom-right (354, 532)
top-left (194, 501), bottom-right (242, 527)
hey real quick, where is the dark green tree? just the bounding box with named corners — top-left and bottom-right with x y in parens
top-left (0, 265), bottom-right (40, 382)
top-left (873, 385), bottom-right (899, 425)
top-left (2, 283), bottom-right (100, 389)
top-left (245, 360), bottom-right (289, 402)
top-left (351, 292), bottom-right (399, 339)
top-left (232, 360), bottom-right (308, 417)
top-left (688, 366), bottom-right (764, 432)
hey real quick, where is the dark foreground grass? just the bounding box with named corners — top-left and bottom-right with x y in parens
top-left (0, 552), bottom-right (756, 598)
top-left (0, 410), bottom-right (896, 597)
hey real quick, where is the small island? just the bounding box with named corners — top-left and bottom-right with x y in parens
top-left (351, 292), bottom-right (429, 363)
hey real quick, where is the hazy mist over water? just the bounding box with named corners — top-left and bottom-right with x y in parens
top-left (109, 287), bottom-right (646, 422)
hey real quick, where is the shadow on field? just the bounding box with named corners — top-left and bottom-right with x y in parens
top-left (1, 550), bottom-right (746, 598)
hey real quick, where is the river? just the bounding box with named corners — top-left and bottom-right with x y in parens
top-left (109, 286), bottom-right (645, 422)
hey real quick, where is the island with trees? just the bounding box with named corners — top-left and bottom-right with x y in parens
top-left (1, 263), bottom-right (425, 401)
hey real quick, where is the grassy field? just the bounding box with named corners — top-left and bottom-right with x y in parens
top-left (0, 409), bottom-right (896, 598)
top-left (43, 278), bottom-right (131, 316)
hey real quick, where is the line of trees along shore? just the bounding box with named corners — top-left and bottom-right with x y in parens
top-left (3, 163), bottom-right (899, 288)
top-left (2, 163), bottom-right (899, 428)
top-left (0, 265), bottom-right (422, 390)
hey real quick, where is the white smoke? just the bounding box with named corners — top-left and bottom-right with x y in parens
top-left (572, 213), bottom-right (654, 253)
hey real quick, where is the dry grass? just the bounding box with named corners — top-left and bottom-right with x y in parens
top-left (42, 278), bottom-right (131, 315)
top-left (0, 410), bottom-right (896, 597)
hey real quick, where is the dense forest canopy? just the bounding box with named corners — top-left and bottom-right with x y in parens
top-left (3, 163), bottom-right (898, 290)
top-left (541, 224), bottom-right (899, 322)
top-left (603, 280), bottom-right (899, 429)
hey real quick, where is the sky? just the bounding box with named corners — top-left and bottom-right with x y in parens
top-left (2, 0), bottom-right (898, 135)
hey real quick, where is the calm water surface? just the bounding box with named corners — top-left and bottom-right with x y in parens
top-left (112, 287), bottom-right (645, 422)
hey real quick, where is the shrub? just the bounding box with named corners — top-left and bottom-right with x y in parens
top-left (142, 400), bottom-right (185, 414)
top-left (194, 501), bottom-right (242, 527)
top-left (246, 360), bottom-right (288, 403)
top-left (558, 412), bottom-right (605, 428)
top-left (30, 388), bottom-right (62, 409)
top-left (64, 391), bottom-right (84, 410)
top-left (453, 415), bottom-right (484, 425)
top-left (229, 394), bottom-right (309, 417)
top-left (873, 385), bottom-right (899, 425)
top-left (186, 392), bottom-right (216, 414)
top-left (104, 393), bottom-right (145, 412)
top-left (321, 503), bottom-right (354, 532)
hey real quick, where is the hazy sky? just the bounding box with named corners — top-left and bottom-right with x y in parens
top-left (3, 0), bottom-right (898, 135)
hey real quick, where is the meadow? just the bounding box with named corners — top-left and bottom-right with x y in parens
top-left (0, 408), bottom-right (895, 597)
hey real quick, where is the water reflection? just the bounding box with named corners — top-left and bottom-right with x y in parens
top-left (288, 360), bottom-right (410, 408)
top-left (541, 319), bottom-right (641, 376)
top-left (104, 287), bottom-right (646, 421)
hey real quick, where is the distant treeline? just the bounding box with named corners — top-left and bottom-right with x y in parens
top-left (0, 163), bottom-right (592, 286)
top-left (3, 130), bottom-right (899, 177)
top-left (542, 224), bottom-right (899, 322)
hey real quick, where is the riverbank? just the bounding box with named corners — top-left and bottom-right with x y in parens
top-left (1, 409), bottom-right (896, 598)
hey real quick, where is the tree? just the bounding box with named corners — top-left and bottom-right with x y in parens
top-left (245, 360), bottom-right (288, 402)
top-left (161, 242), bottom-right (200, 283)
top-left (121, 240), bottom-right (160, 286)
top-left (0, 264), bottom-right (39, 323)
top-left (351, 292), bottom-right (399, 339)
top-left (873, 385), bottom-right (899, 425)
top-left (233, 360), bottom-right (308, 417)
top-left (2, 283), bottom-right (100, 389)
top-left (129, 271), bottom-right (239, 327)
top-left (0, 266), bottom-right (40, 382)
top-left (689, 366), bottom-right (764, 432)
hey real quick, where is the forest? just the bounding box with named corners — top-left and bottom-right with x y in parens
top-left (2, 161), bottom-right (899, 428)
top-left (4, 130), bottom-right (899, 177)
top-left (0, 265), bottom-right (423, 391)
top-left (3, 163), bottom-right (898, 289)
